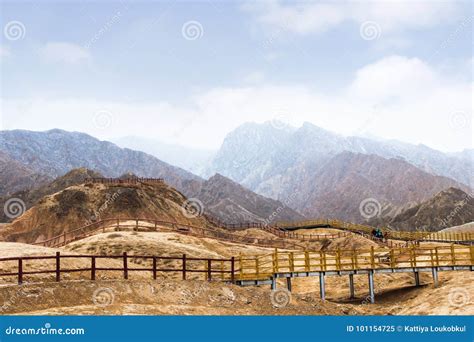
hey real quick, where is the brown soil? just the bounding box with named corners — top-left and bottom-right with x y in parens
top-left (0, 231), bottom-right (472, 316)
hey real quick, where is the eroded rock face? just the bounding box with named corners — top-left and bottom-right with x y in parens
top-left (372, 187), bottom-right (474, 231)
top-left (0, 181), bottom-right (210, 244)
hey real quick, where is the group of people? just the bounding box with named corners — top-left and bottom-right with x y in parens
top-left (371, 228), bottom-right (384, 240)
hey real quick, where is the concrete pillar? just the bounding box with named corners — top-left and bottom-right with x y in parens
top-left (286, 277), bottom-right (292, 292)
top-left (432, 268), bottom-right (439, 288)
top-left (368, 271), bottom-right (375, 304)
top-left (414, 271), bottom-right (420, 286)
top-left (319, 273), bottom-right (326, 301)
top-left (349, 274), bottom-right (355, 299)
top-left (271, 277), bottom-right (276, 290)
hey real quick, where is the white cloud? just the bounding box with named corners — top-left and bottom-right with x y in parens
top-left (244, 0), bottom-right (463, 35)
top-left (348, 55), bottom-right (437, 101)
top-left (39, 42), bottom-right (91, 64)
top-left (1, 55), bottom-right (471, 152)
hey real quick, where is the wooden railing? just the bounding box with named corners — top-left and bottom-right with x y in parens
top-left (32, 218), bottom-right (316, 250)
top-left (276, 219), bottom-right (474, 242)
top-left (0, 252), bottom-right (235, 285)
top-left (237, 245), bottom-right (474, 280)
top-left (31, 216), bottom-right (403, 250)
top-left (85, 178), bottom-right (164, 185)
top-left (2, 245), bottom-right (472, 285)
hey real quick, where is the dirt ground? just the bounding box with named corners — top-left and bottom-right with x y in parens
top-left (0, 230), bottom-right (472, 316)
top-left (0, 272), bottom-right (471, 315)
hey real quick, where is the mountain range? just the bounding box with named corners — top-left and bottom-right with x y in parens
top-left (0, 130), bottom-right (303, 224)
top-left (208, 121), bottom-right (472, 192)
top-left (1, 125), bottom-right (472, 230)
top-left (207, 121), bottom-right (472, 222)
top-left (112, 136), bottom-right (215, 175)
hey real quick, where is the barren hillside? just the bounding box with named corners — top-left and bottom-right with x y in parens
top-left (0, 181), bottom-right (211, 244)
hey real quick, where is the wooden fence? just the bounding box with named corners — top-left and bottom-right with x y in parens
top-left (276, 219), bottom-right (474, 242)
top-left (84, 178), bottom-right (164, 185)
top-left (31, 218), bottom-right (358, 250)
top-left (1, 245), bottom-right (472, 285)
top-left (237, 245), bottom-right (474, 280)
top-left (0, 252), bottom-right (235, 285)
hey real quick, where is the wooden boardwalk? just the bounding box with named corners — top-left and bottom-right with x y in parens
top-left (7, 217), bottom-right (473, 304)
top-left (236, 245), bottom-right (474, 303)
top-left (1, 245), bottom-right (472, 304)
top-left (31, 217), bottom-right (473, 251)
top-left (276, 219), bottom-right (474, 243)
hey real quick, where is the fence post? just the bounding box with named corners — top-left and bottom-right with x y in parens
top-left (152, 257), bottom-right (157, 280)
top-left (273, 248), bottom-right (279, 273)
top-left (116, 218), bottom-right (120, 229)
top-left (413, 246), bottom-right (417, 268)
top-left (304, 251), bottom-right (311, 272)
top-left (55, 252), bottom-right (61, 282)
top-left (289, 252), bottom-right (295, 272)
top-left (256, 258), bottom-right (260, 278)
top-left (318, 251), bottom-right (324, 271)
top-left (207, 259), bottom-right (212, 281)
top-left (390, 249), bottom-right (395, 268)
top-left (239, 253), bottom-right (243, 280)
top-left (231, 257), bottom-right (235, 283)
top-left (470, 245), bottom-right (474, 266)
top-left (123, 252), bottom-right (128, 279)
top-left (91, 256), bottom-right (96, 280)
top-left (18, 258), bottom-right (23, 285)
top-left (182, 254), bottom-right (187, 280)
top-left (336, 249), bottom-right (341, 270)
top-left (451, 244), bottom-right (456, 265)
top-left (370, 246), bottom-right (375, 269)
top-left (353, 249), bottom-right (358, 269)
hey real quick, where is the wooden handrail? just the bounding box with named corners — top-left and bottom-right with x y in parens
top-left (31, 217), bottom-right (359, 249)
top-left (275, 219), bottom-right (474, 242)
top-left (236, 245), bottom-right (473, 280)
top-left (0, 252), bottom-right (236, 285)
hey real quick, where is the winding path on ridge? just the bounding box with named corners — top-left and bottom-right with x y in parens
top-left (28, 216), bottom-right (474, 250)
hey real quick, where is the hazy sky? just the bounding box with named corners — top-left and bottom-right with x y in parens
top-left (0, 0), bottom-right (472, 152)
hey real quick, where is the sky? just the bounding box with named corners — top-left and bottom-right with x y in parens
top-left (0, 0), bottom-right (472, 152)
